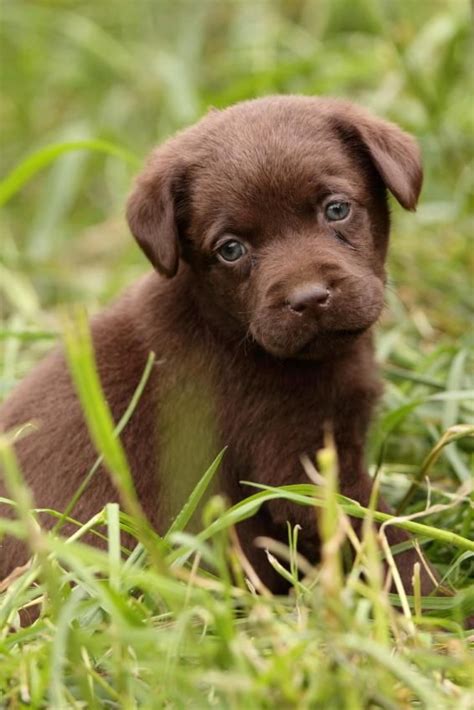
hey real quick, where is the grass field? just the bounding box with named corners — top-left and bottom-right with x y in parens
top-left (0, 1), bottom-right (473, 707)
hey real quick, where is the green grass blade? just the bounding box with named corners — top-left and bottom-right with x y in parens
top-left (53, 351), bottom-right (156, 534)
top-left (0, 140), bottom-right (140, 206)
top-left (106, 503), bottom-right (121, 593)
top-left (62, 309), bottom-right (135, 502)
top-left (165, 448), bottom-right (226, 539)
top-left (342, 635), bottom-right (441, 707)
top-left (239, 483), bottom-right (474, 552)
top-left (62, 308), bottom-right (166, 570)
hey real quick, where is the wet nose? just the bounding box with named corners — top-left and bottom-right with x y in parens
top-left (287, 283), bottom-right (330, 313)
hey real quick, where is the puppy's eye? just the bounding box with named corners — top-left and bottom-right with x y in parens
top-left (216, 240), bottom-right (247, 263)
top-left (325, 201), bottom-right (351, 221)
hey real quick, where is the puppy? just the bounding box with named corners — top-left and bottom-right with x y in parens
top-left (0, 95), bottom-right (433, 593)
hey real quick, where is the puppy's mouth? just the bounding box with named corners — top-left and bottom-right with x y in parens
top-left (248, 285), bottom-right (383, 360)
top-left (251, 323), bottom-right (369, 360)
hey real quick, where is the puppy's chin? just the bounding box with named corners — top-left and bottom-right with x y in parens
top-left (293, 328), bottom-right (369, 360)
top-left (252, 327), bottom-right (368, 361)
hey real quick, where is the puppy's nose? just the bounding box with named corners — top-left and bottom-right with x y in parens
top-left (287, 283), bottom-right (330, 313)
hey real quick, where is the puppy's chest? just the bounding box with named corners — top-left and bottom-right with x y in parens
top-left (216, 368), bottom-right (334, 481)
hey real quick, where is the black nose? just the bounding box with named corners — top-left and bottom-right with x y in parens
top-left (287, 283), bottom-right (330, 313)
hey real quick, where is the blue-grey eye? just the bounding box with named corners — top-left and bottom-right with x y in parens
top-left (217, 240), bottom-right (247, 263)
top-left (325, 201), bottom-right (350, 221)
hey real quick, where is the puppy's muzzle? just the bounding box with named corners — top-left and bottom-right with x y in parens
top-left (250, 269), bottom-right (384, 359)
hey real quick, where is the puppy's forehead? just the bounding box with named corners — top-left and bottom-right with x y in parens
top-left (190, 100), bottom-right (365, 221)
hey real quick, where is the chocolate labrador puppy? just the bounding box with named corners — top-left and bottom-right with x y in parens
top-left (0, 95), bottom-right (433, 593)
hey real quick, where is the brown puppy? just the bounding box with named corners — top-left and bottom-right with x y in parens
top-left (0, 95), bottom-right (431, 592)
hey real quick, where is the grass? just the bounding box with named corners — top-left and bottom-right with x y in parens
top-left (0, 0), bottom-right (473, 707)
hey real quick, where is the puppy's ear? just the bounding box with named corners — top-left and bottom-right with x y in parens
top-left (335, 108), bottom-right (423, 210)
top-left (127, 155), bottom-right (186, 277)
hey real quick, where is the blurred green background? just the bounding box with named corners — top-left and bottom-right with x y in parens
top-left (0, 0), bottom-right (472, 389)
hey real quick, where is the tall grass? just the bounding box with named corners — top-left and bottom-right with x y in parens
top-left (1, 0), bottom-right (473, 706)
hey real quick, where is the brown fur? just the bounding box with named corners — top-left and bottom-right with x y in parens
top-left (0, 95), bottom-right (432, 593)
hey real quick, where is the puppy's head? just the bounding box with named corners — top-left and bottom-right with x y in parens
top-left (127, 96), bottom-right (422, 360)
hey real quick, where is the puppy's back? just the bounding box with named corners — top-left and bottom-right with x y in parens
top-left (0, 277), bottom-right (159, 576)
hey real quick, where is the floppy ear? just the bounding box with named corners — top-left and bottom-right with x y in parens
top-left (126, 155), bottom-right (186, 278)
top-left (335, 108), bottom-right (423, 210)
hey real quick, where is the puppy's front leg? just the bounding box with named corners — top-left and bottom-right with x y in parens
top-left (334, 397), bottom-right (437, 595)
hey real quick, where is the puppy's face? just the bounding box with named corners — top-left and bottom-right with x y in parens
top-left (127, 97), bottom-right (422, 360)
